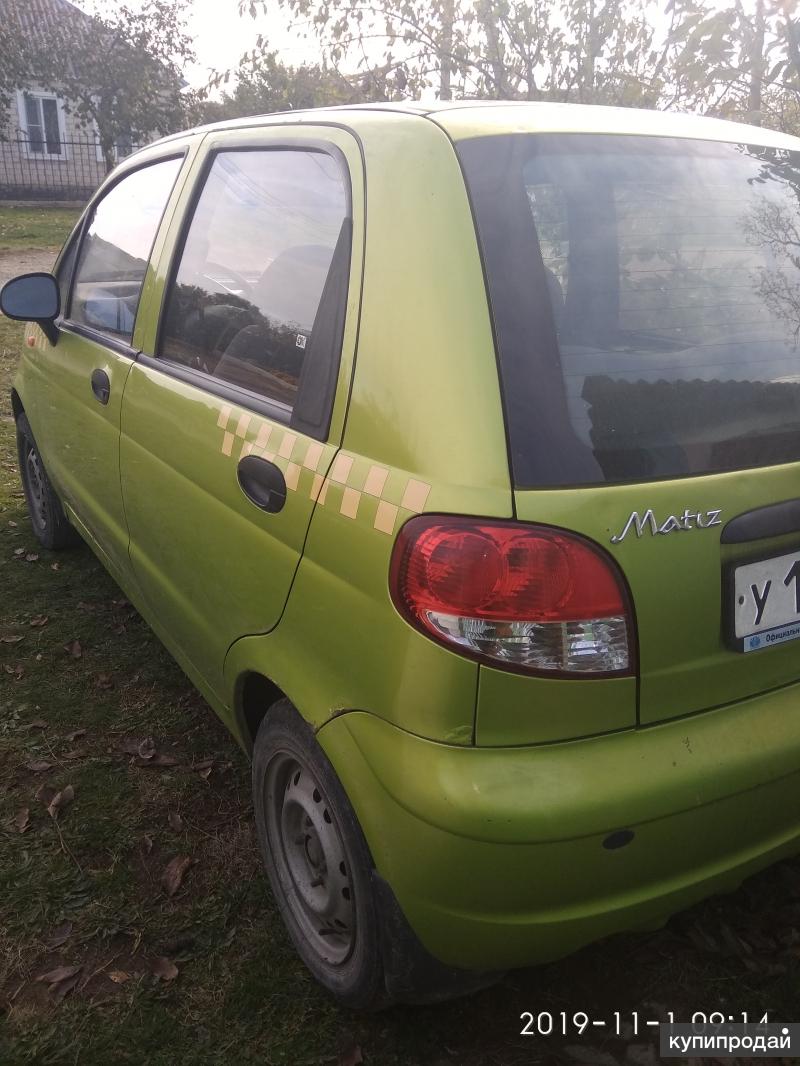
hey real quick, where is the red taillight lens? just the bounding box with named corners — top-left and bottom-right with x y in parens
top-left (390, 518), bottom-right (632, 676)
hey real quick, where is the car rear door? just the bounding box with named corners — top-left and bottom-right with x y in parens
top-left (25, 150), bottom-right (190, 583)
top-left (119, 125), bottom-right (363, 704)
top-left (453, 125), bottom-right (800, 740)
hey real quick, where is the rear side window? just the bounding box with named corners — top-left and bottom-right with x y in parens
top-left (457, 134), bottom-right (800, 486)
top-left (69, 157), bottom-right (182, 343)
top-left (158, 148), bottom-right (350, 428)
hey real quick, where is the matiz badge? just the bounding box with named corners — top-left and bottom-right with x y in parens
top-left (611, 508), bottom-right (722, 543)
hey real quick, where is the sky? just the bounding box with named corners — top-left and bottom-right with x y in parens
top-left (77, 0), bottom-right (322, 90)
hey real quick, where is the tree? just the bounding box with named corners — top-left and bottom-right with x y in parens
top-left (663, 0), bottom-right (800, 129)
top-left (234, 0), bottom-right (800, 132)
top-left (236, 0), bottom-right (665, 105)
top-left (200, 51), bottom-right (384, 124)
top-left (0, 0), bottom-right (196, 170)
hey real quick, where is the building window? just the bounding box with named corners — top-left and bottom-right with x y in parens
top-left (18, 91), bottom-right (67, 159)
top-left (94, 130), bottom-right (136, 165)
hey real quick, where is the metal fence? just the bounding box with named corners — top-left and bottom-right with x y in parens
top-left (0, 136), bottom-right (143, 201)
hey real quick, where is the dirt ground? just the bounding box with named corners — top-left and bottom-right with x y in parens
top-left (0, 248), bottom-right (59, 287)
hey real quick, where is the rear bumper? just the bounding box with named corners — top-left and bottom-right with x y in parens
top-left (317, 682), bottom-right (800, 971)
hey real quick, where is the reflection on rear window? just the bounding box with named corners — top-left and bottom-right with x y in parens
top-left (457, 134), bottom-right (800, 486)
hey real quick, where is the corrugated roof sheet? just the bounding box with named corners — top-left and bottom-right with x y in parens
top-left (1, 0), bottom-right (95, 37)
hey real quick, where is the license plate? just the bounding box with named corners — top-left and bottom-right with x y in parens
top-left (733, 549), bottom-right (800, 652)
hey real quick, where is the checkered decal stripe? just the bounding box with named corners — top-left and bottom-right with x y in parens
top-left (217, 405), bottom-right (431, 535)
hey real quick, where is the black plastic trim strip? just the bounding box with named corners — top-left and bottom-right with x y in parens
top-left (721, 498), bottom-right (800, 544)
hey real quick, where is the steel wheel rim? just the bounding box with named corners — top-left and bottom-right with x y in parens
top-left (25, 446), bottom-right (48, 531)
top-left (265, 752), bottom-right (355, 965)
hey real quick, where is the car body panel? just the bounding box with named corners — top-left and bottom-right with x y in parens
top-left (513, 459), bottom-right (800, 729)
top-left (318, 680), bottom-right (800, 968)
top-left (430, 100), bottom-right (800, 149)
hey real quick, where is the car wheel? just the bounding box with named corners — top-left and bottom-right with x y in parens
top-left (252, 700), bottom-right (386, 1009)
top-left (16, 413), bottom-right (79, 551)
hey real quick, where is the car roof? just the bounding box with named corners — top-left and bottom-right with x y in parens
top-left (142, 99), bottom-right (800, 154)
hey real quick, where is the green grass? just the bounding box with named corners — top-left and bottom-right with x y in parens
top-left (0, 206), bottom-right (78, 253)
top-left (2, 206), bottom-right (800, 1064)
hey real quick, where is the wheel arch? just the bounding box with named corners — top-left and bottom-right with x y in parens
top-left (10, 387), bottom-right (24, 421)
top-left (234, 670), bottom-right (287, 753)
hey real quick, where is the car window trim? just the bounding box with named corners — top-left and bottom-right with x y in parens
top-left (138, 352), bottom-right (294, 425)
top-left (63, 148), bottom-right (188, 347)
top-left (151, 138), bottom-right (353, 440)
top-left (59, 318), bottom-right (140, 359)
top-left (52, 218), bottom-right (85, 306)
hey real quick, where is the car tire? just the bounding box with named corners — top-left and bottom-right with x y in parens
top-left (16, 413), bottom-right (80, 551)
top-left (252, 700), bottom-right (387, 1010)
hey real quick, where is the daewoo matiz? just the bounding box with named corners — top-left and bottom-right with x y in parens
top-left (5, 101), bottom-right (800, 1009)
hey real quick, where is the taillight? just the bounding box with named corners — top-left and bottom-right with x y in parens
top-left (390, 517), bottom-right (633, 676)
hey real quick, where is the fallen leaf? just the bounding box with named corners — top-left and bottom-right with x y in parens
top-left (193, 759), bottom-right (214, 770)
top-left (52, 971), bottom-right (81, 1003)
top-left (0, 634), bottom-right (23, 643)
top-left (13, 547), bottom-right (24, 556)
top-left (198, 767), bottom-right (212, 780)
top-left (168, 811), bottom-right (184, 832)
top-left (112, 598), bottom-right (131, 609)
top-left (161, 855), bottom-right (192, 897)
top-left (47, 921), bottom-right (73, 948)
top-left (50, 562), bottom-right (60, 571)
top-left (137, 737), bottom-right (156, 760)
top-left (35, 783), bottom-right (57, 807)
top-left (35, 653), bottom-right (42, 661)
top-left (14, 807), bottom-right (30, 833)
top-left (64, 640), bottom-right (82, 659)
top-left (108, 970), bottom-right (131, 984)
top-left (29, 615), bottom-right (48, 627)
top-left (149, 956), bottom-right (178, 981)
top-left (339, 1046), bottom-right (364, 1066)
top-left (28, 718), bottom-right (48, 730)
top-left (62, 748), bottom-right (84, 760)
top-left (77, 601), bottom-right (95, 612)
top-left (25, 553), bottom-right (39, 562)
top-left (141, 834), bottom-right (154, 855)
top-left (8, 520), bottom-right (17, 527)
top-left (47, 784), bottom-right (75, 819)
top-left (6, 663), bottom-right (24, 680)
top-left (36, 964), bottom-right (81, 985)
top-left (95, 673), bottom-right (113, 690)
top-left (25, 760), bottom-right (52, 773)
top-left (151, 753), bottom-right (178, 767)
top-left (65, 729), bottom-right (86, 742)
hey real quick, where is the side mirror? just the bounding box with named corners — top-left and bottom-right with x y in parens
top-left (0, 272), bottom-right (60, 344)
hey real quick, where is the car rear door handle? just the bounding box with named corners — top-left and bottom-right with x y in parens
top-left (91, 368), bottom-right (111, 405)
top-left (237, 454), bottom-right (287, 514)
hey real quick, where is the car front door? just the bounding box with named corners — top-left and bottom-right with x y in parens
top-left (120, 127), bottom-right (363, 705)
top-left (28, 152), bottom-right (188, 583)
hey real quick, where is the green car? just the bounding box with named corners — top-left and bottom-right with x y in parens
top-left (5, 100), bottom-right (800, 1009)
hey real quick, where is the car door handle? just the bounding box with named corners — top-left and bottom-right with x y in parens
top-left (237, 455), bottom-right (287, 514)
top-left (91, 368), bottom-right (111, 405)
